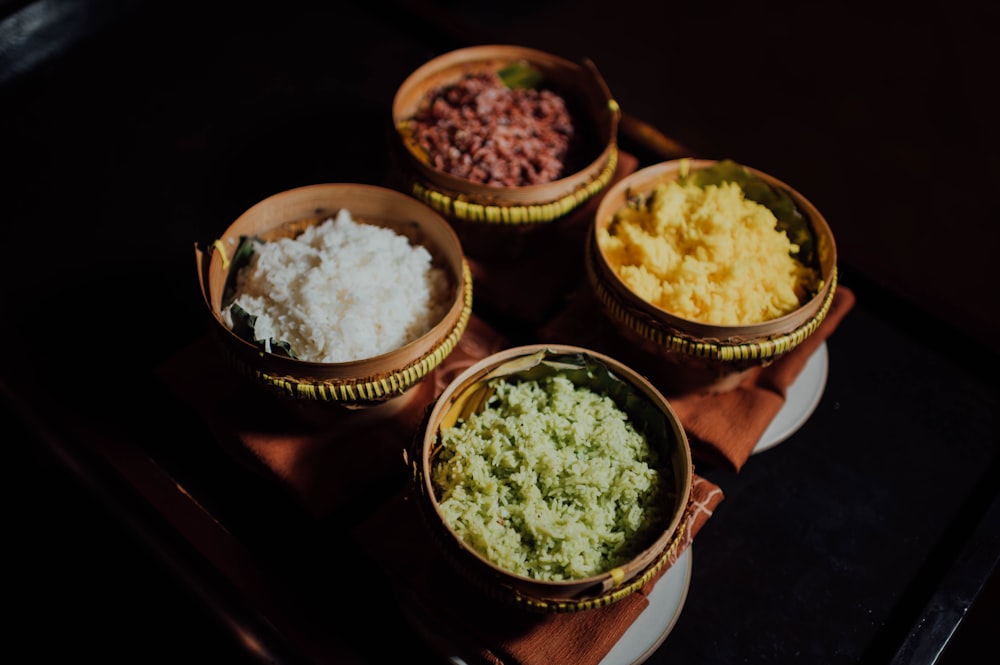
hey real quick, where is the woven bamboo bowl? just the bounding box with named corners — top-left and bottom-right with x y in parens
top-left (586, 158), bottom-right (837, 394)
top-left (195, 184), bottom-right (473, 408)
top-left (409, 344), bottom-right (693, 613)
top-left (390, 44), bottom-right (621, 259)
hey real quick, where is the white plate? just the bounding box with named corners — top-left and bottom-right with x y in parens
top-left (437, 548), bottom-right (694, 665)
top-left (753, 342), bottom-right (829, 453)
top-left (600, 547), bottom-right (693, 665)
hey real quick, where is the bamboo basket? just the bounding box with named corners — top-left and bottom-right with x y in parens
top-left (586, 158), bottom-right (838, 394)
top-left (195, 183), bottom-right (472, 408)
top-left (390, 45), bottom-right (621, 259)
top-left (408, 344), bottom-right (693, 612)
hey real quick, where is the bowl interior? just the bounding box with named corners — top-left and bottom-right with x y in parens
top-left (418, 344), bottom-right (693, 606)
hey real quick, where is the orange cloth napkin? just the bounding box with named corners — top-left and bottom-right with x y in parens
top-left (538, 285), bottom-right (857, 471)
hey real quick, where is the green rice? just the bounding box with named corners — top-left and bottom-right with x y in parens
top-left (431, 374), bottom-right (667, 581)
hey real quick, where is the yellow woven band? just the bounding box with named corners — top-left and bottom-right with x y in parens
top-left (511, 509), bottom-right (691, 614)
top-left (410, 147), bottom-right (618, 225)
top-left (592, 266), bottom-right (839, 363)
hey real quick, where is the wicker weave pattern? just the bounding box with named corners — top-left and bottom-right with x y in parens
top-left (511, 517), bottom-right (689, 613)
top-left (412, 461), bottom-right (692, 613)
top-left (589, 254), bottom-right (839, 365)
top-left (409, 147), bottom-right (619, 225)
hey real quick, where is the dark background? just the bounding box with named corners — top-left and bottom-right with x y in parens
top-left (3, 0), bottom-right (997, 662)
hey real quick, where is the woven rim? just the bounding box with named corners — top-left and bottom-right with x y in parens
top-left (409, 454), bottom-right (693, 613)
top-left (406, 145), bottom-right (619, 225)
top-left (587, 229), bottom-right (838, 363)
top-left (223, 260), bottom-right (473, 404)
top-left (409, 467), bottom-right (692, 614)
top-left (508, 506), bottom-right (691, 613)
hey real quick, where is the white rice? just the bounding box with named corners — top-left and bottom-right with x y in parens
top-left (223, 208), bottom-right (451, 363)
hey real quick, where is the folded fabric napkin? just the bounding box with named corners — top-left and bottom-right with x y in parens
top-left (538, 285), bottom-right (857, 471)
top-left (354, 475), bottom-right (722, 665)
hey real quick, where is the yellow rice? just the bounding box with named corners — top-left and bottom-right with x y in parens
top-left (599, 180), bottom-right (817, 325)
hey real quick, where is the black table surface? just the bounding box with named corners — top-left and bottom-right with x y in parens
top-left (3, 1), bottom-right (998, 664)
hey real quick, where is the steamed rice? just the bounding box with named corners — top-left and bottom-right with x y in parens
top-left (599, 179), bottom-right (818, 325)
top-left (223, 208), bottom-right (451, 363)
top-left (431, 375), bottom-right (666, 581)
